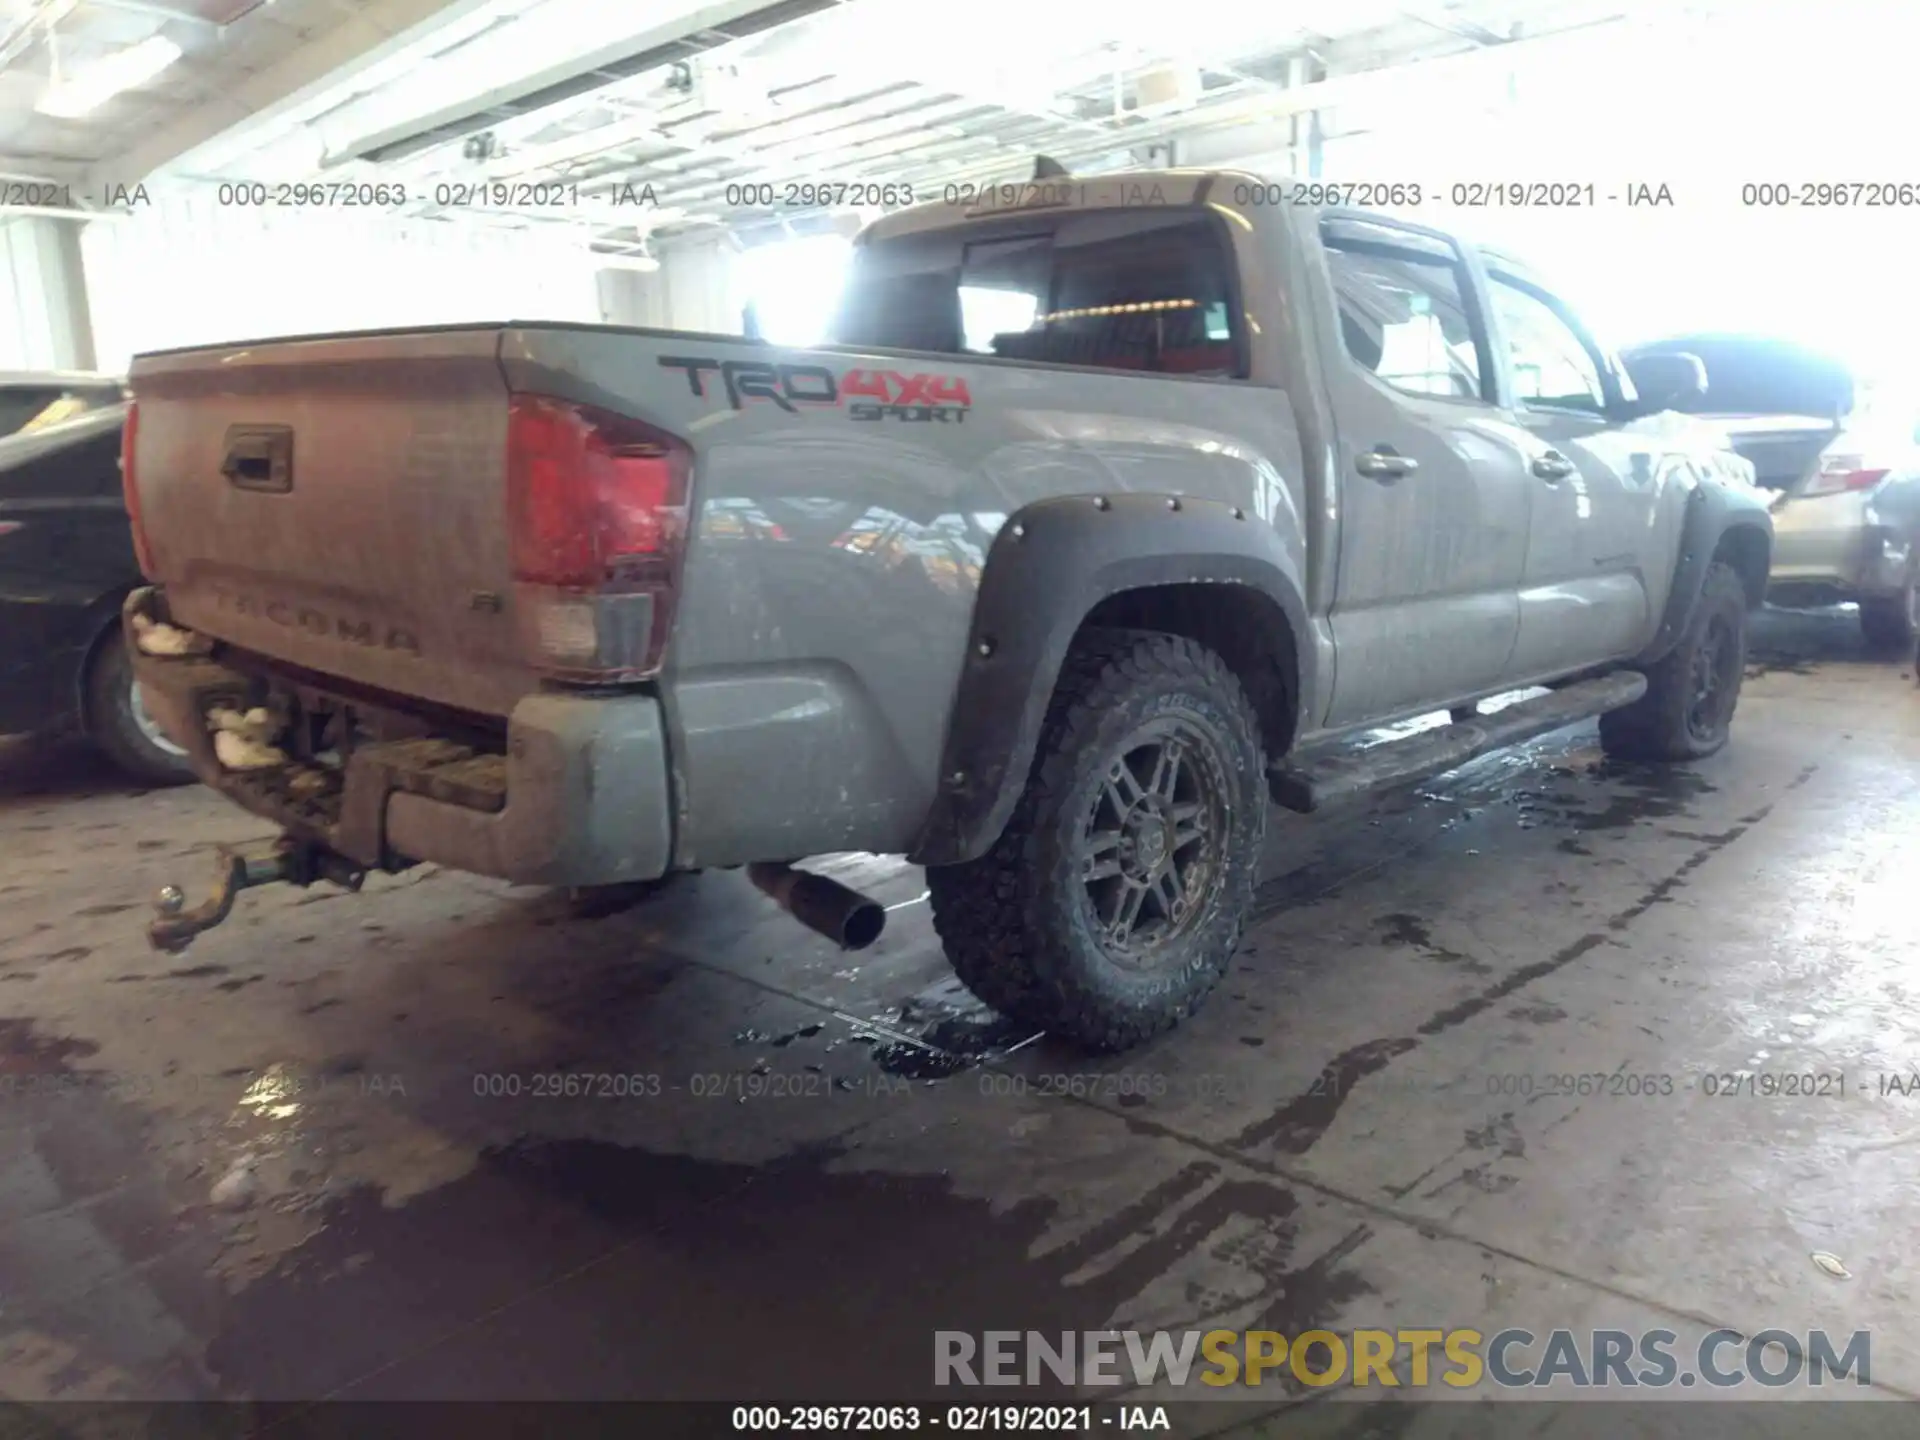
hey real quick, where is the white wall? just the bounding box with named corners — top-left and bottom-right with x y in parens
top-left (0, 218), bottom-right (95, 370)
top-left (82, 200), bottom-right (601, 371)
top-left (595, 234), bottom-right (745, 334)
top-left (596, 267), bottom-right (663, 328)
top-left (659, 235), bottom-right (741, 334)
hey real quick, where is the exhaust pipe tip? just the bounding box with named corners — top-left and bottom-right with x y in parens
top-left (839, 897), bottom-right (886, 950)
top-left (747, 862), bottom-right (886, 951)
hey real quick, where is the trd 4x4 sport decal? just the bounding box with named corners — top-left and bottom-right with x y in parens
top-left (657, 356), bottom-right (972, 422)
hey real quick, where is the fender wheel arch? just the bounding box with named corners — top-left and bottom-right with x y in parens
top-left (910, 493), bottom-right (1309, 868)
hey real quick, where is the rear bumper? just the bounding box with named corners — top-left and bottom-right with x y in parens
top-left (123, 587), bottom-right (672, 886)
top-left (1767, 498), bottom-right (1912, 602)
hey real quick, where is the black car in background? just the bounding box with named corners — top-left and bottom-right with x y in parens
top-left (0, 400), bottom-right (192, 783)
top-left (0, 371), bottom-right (128, 439)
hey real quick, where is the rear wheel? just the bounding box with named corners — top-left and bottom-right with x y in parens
top-left (1600, 561), bottom-right (1748, 763)
top-left (1859, 572), bottom-right (1918, 654)
top-left (85, 629), bottom-right (194, 787)
top-left (927, 629), bottom-right (1267, 1053)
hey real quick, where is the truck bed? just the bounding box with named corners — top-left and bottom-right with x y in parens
top-left (127, 311), bottom-right (1308, 870)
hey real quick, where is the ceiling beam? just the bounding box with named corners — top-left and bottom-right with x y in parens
top-left (1398, 7), bottom-right (1508, 45)
top-left (327, 0), bottom-right (833, 168)
top-left (82, 0), bottom-right (500, 192)
top-left (85, 0), bottom-right (225, 30)
top-left (0, 0), bottom-right (82, 71)
top-left (925, 10), bottom-right (1651, 187)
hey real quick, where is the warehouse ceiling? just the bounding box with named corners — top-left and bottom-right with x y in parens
top-left (136, 0), bottom-right (1663, 252)
top-left (0, 0), bottom-right (1847, 259)
top-left (0, 0), bottom-right (500, 180)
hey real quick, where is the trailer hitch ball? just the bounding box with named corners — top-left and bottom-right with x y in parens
top-left (148, 841), bottom-right (361, 954)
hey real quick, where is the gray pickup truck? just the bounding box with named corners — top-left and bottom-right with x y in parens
top-left (121, 170), bottom-right (1772, 1052)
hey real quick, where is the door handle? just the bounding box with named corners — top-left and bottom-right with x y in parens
top-left (1355, 448), bottom-right (1419, 481)
top-left (221, 424), bottom-right (294, 494)
top-left (1531, 451), bottom-right (1577, 482)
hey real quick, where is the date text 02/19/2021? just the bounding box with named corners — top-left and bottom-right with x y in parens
top-left (730, 1405), bottom-right (1161, 1433)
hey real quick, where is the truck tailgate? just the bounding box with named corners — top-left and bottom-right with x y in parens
top-left (130, 327), bottom-right (530, 717)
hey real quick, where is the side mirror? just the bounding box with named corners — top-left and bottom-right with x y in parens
top-left (1624, 351), bottom-right (1708, 413)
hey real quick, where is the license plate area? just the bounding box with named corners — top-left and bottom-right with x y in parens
top-left (199, 655), bottom-right (510, 865)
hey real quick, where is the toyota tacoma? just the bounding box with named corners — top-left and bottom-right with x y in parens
top-left (120, 170), bottom-right (1772, 1051)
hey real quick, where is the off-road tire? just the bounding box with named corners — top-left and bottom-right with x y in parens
top-left (85, 629), bottom-right (195, 787)
top-left (1858, 573), bottom-right (1917, 655)
top-left (927, 628), bottom-right (1267, 1053)
top-left (1599, 561), bottom-right (1748, 763)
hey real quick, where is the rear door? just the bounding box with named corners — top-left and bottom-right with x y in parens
top-left (0, 409), bottom-right (136, 726)
top-left (1316, 215), bottom-right (1531, 724)
top-left (1481, 266), bottom-right (1670, 675)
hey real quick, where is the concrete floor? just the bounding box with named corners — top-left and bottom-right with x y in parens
top-left (0, 607), bottom-right (1914, 1427)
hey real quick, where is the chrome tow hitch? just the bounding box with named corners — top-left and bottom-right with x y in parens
top-left (150, 838), bottom-right (366, 954)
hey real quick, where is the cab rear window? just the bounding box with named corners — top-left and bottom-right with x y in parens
top-left (831, 210), bottom-right (1244, 378)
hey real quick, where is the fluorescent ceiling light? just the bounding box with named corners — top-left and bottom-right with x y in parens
top-left (38, 36), bottom-right (183, 119)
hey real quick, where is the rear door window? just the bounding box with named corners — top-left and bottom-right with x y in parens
top-left (832, 211), bottom-right (1243, 377)
top-left (1321, 230), bottom-right (1489, 403)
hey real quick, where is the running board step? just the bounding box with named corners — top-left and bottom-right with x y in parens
top-left (1269, 672), bottom-right (1648, 814)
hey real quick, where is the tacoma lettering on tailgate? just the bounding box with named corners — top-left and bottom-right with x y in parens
top-left (212, 589), bottom-right (422, 656)
top-left (657, 356), bottom-right (971, 422)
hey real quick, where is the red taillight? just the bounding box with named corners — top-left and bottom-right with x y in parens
top-left (120, 400), bottom-right (157, 577)
top-left (505, 395), bottom-right (691, 681)
top-left (1805, 456), bottom-right (1889, 497)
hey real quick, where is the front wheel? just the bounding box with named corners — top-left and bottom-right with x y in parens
top-left (1600, 561), bottom-right (1749, 763)
top-left (85, 629), bottom-right (195, 787)
top-left (927, 629), bottom-right (1267, 1053)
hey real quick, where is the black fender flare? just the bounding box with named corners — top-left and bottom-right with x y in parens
top-left (909, 493), bottom-right (1311, 867)
top-left (1633, 480), bottom-right (1773, 668)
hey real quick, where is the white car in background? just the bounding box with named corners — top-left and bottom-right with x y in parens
top-left (1623, 335), bottom-right (1920, 652)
